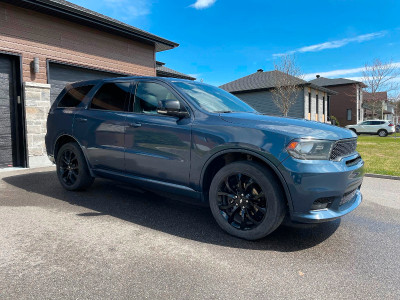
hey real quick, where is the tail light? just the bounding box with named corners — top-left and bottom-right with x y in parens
top-left (389, 123), bottom-right (394, 127)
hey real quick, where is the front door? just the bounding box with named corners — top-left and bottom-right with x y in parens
top-left (73, 81), bottom-right (131, 172)
top-left (124, 81), bottom-right (192, 186)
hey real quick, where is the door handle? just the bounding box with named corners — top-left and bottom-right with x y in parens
top-left (127, 122), bottom-right (141, 128)
top-left (76, 117), bottom-right (87, 123)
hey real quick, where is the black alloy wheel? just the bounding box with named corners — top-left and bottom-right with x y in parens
top-left (217, 173), bottom-right (267, 230)
top-left (59, 149), bottom-right (79, 186)
top-left (56, 142), bottom-right (94, 191)
top-left (209, 161), bottom-right (286, 240)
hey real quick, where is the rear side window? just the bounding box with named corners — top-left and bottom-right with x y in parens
top-left (58, 85), bottom-right (94, 108)
top-left (91, 82), bottom-right (130, 111)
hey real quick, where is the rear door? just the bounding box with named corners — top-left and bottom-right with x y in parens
top-left (73, 81), bottom-right (131, 172)
top-left (124, 80), bottom-right (192, 186)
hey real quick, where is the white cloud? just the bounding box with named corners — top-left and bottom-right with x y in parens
top-left (273, 31), bottom-right (387, 57)
top-left (104, 0), bottom-right (152, 20)
top-left (304, 62), bottom-right (400, 80)
top-left (191, 0), bottom-right (217, 9)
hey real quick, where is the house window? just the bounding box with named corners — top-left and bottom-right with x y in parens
top-left (308, 93), bottom-right (311, 113)
top-left (316, 95), bottom-right (319, 114)
top-left (323, 96), bottom-right (325, 115)
top-left (358, 109), bottom-right (361, 120)
top-left (347, 109), bottom-right (352, 121)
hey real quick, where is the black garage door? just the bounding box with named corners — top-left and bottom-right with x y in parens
top-left (0, 55), bottom-right (16, 168)
top-left (48, 62), bottom-right (124, 104)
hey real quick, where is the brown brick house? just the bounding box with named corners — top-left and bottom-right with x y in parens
top-left (0, 0), bottom-right (181, 168)
top-left (309, 76), bottom-right (366, 127)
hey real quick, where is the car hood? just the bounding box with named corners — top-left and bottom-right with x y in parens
top-left (219, 113), bottom-right (356, 140)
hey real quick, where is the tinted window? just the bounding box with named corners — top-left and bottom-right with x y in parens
top-left (173, 81), bottom-right (255, 113)
top-left (91, 82), bottom-right (130, 111)
top-left (362, 121), bottom-right (372, 125)
top-left (58, 85), bottom-right (94, 108)
top-left (133, 82), bottom-right (179, 114)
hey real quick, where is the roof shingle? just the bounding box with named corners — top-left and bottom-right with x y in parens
top-left (220, 70), bottom-right (337, 94)
top-left (309, 77), bottom-right (365, 87)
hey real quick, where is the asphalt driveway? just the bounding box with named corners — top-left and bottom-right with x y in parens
top-left (0, 167), bottom-right (399, 299)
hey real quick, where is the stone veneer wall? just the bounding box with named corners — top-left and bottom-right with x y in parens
top-left (24, 82), bottom-right (53, 168)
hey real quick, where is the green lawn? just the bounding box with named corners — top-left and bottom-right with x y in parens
top-left (356, 135), bottom-right (400, 176)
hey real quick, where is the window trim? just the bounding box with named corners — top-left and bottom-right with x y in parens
top-left (316, 94), bottom-right (319, 114)
top-left (88, 81), bottom-right (132, 113)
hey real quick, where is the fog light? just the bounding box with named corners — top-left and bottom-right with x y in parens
top-left (311, 197), bottom-right (334, 210)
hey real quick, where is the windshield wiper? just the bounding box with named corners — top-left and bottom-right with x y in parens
top-left (215, 110), bottom-right (235, 113)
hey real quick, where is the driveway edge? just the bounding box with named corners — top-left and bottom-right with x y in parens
top-left (365, 173), bottom-right (400, 181)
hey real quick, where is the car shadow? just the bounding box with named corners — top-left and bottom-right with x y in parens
top-left (3, 171), bottom-right (341, 252)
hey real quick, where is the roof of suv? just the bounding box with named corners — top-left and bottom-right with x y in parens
top-left (68, 76), bottom-right (196, 88)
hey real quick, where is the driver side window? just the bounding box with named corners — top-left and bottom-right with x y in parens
top-left (133, 82), bottom-right (179, 114)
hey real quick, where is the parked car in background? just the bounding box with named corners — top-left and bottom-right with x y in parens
top-left (45, 77), bottom-right (364, 240)
top-left (396, 124), bottom-right (400, 133)
top-left (346, 120), bottom-right (395, 137)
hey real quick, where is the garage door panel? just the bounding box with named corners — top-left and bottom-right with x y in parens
top-left (49, 63), bottom-right (122, 104)
top-left (0, 56), bottom-right (14, 168)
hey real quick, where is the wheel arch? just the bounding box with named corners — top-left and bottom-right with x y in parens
top-left (54, 134), bottom-right (95, 177)
top-left (200, 149), bottom-right (293, 211)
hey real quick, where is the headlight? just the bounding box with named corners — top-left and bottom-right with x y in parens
top-left (286, 139), bottom-right (334, 160)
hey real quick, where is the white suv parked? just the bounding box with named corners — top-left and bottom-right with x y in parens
top-left (346, 120), bottom-right (395, 137)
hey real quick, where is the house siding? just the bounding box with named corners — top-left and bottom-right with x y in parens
top-left (304, 87), bottom-right (328, 122)
top-left (0, 2), bottom-right (156, 84)
top-left (233, 90), bottom-right (305, 118)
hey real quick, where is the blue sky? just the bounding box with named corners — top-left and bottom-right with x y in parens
top-left (69, 0), bottom-right (400, 86)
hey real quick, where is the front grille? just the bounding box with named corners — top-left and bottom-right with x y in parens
top-left (340, 188), bottom-right (358, 206)
top-left (330, 139), bottom-right (357, 161)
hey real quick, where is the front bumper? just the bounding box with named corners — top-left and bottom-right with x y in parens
top-left (279, 153), bottom-right (364, 223)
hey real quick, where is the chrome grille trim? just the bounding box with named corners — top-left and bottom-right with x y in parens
top-left (330, 138), bottom-right (357, 161)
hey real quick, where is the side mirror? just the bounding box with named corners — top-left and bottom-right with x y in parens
top-left (157, 99), bottom-right (189, 118)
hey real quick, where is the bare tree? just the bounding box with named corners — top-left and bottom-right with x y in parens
top-left (271, 55), bottom-right (304, 117)
top-left (362, 58), bottom-right (400, 118)
top-left (391, 94), bottom-right (400, 138)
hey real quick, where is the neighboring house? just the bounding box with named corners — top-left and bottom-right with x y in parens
top-left (0, 0), bottom-right (182, 169)
top-left (363, 91), bottom-right (393, 121)
top-left (220, 69), bottom-right (336, 122)
top-left (156, 61), bottom-right (196, 80)
top-left (309, 76), bottom-right (366, 127)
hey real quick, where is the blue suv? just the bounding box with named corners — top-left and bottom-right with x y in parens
top-left (45, 77), bottom-right (364, 240)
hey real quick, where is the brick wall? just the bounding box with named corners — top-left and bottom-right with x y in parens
top-left (326, 85), bottom-right (358, 127)
top-left (0, 2), bottom-right (156, 83)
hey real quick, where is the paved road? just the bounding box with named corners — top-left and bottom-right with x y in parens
top-left (1, 167), bottom-right (399, 299)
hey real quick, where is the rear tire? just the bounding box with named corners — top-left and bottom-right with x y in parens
top-left (208, 161), bottom-right (286, 240)
top-left (56, 142), bottom-right (94, 191)
top-left (378, 129), bottom-right (388, 137)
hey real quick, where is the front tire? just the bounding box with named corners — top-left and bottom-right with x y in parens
top-left (56, 142), bottom-right (94, 191)
top-left (378, 129), bottom-right (388, 137)
top-left (209, 161), bottom-right (286, 240)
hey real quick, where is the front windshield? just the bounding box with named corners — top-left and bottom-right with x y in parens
top-left (172, 81), bottom-right (256, 113)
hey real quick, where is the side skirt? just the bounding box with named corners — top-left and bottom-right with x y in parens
top-left (93, 169), bottom-right (203, 201)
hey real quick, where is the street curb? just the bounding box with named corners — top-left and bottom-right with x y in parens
top-left (365, 173), bottom-right (400, 181)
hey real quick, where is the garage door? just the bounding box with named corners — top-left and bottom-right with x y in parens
top-left (0, 55), bottom-right (16, 168)
top-left (48, 63), bottom-right (124, 104)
